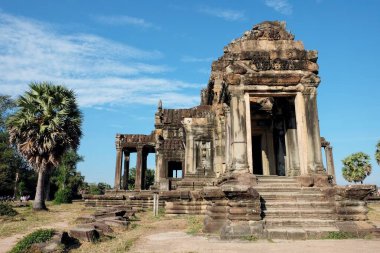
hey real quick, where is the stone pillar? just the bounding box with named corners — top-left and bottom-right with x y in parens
top-left (284, 109), bottom-right (301, 176)
top-left (122, 150), bottom-right (130, 190)
top-left (303, 87), bottom-right (324, 173)
top-left (230, 91), bottom-right (249, 172)
top-left (325, 146), bottom-right (336, 183)
top-left (245, 93), bottom-right (253, 173)
top-left (114, 135), bottom-right (124, 190)
top-left (265, 130), bottom-right (276, 175)
top-left (135, 146), bottom-right (143, 190)
top-left (224, 105), bottom-right (231, 173)
top-left (183, 118), bottom-right (196, 175)
top-left (295, 92), bottom-right (308, 175)
top-left (114, 148), bottom-right (123, 190)
top-left (142, 151), bottom-right (148, 190)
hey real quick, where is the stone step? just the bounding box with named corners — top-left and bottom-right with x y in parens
top-left (255, 187), bottom-right (323, 193)
top-left (256, 177), bottom-right (297, 182)
top-left (256, 183), bottom-right (300, 188)
top-left (262, 201), bottom-right (333, 209)
top-left (266, 226), bottom-right (339, 240)
top-left (265, 218), bottom-right (337, 228)
top-left (259, 194), bottom-right (326, 202)
top-left (263, 208), bottom-right (336, 219)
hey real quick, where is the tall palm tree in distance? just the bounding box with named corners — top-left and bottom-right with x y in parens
top-left (7, 82), bottom-right (82, 210)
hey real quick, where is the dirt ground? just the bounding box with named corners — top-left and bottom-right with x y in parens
top-left (131, 232), bottom-right (380, 253)
top-left (0, 202), bottom-right (90, 253)
top-left (1, 202), bottom-right (380, 253)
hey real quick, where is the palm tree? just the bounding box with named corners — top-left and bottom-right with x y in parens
top-left (376, 140), bottom-right (380, 166)
top-left (342, 152), bottom-right (372, 184)
top-left (7, 82), bottom-right (82, 210)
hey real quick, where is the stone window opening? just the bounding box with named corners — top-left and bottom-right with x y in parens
top-left (168, 161), bottom-right (183, 178)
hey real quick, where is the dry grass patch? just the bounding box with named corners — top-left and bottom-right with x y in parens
top-left (367, 202), bottom-right (380, 222)
top-left (71, 210), bottom-right (188, 253)
top-left (0, 201), bottom-right (91, 238)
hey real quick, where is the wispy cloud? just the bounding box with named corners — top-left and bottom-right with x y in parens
top-left (0, 11), bottom-right (200, 108)
top-left (264, 0), bottom-right (293, 15)
top-left (198, 6), bottom-right (246, 21)
top-left (181, 56), bottom-right (214, 63)
top-left (93, 15), bottom-right (159, 29)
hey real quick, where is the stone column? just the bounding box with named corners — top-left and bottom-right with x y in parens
top-left (114, 148), bottom-right (123, 190)
top-left (303, 87), bottom-right (324, 173)
top-left (245, 93), bottom-right (253, 173)
top-left (183, 118), bottom-right (195, 174)
top-left (122, 150), bottom-right (130, 190)
top-left (135, 146), bottom-right (143, 190)
top-left (224, 105), bottom-right (231, 173)
top-left (229, 91), bottom-right (249, 172)
top-left (325, 146), bottom-right (336, 183)
top-left (114, 135), bottom-right (124, 190)
top-left (142, 151), bottom-right (148, 190)
top-left (295, 92), bottom-right (308, 175)
top-left (284, 109), bottom-right (301, 176)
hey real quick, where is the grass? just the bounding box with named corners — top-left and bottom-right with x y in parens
top-left (0, 201), bottom-right (92, 238)
top-left (9, 229), bottom-right (54, 253)
top-left (367, 202), bottom-right (380, 221)
top-left (241, 235), bottom-right (258, 241)
top-left (71, 210), bottom-right (188, 253)
top-left (0, 202), bottom-right (18, 217)
top-left (186, 215), bottom-right (203, 235)
top-left (322, 231), bottom-right (357, 240)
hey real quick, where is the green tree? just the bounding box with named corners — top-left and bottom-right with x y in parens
top-left (342, 152), bottom-right (372, 184)
top-left (84, 182), bottom-right (111, 195)
top-left (376, 140), bottom-right (380, 166)
top-left (51, 149), bottom-right (85, 203)
top-left (0, 95), bottom-right (34, 197)
top-left (0, 95), bottom-right (15, 130)
top-left (127, 167), bottom-right (155, 190)
top-left (6, 83), bottom-right (82, 210)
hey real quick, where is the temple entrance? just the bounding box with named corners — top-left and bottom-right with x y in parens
top-left (252, 135), bottom-right (263, 175)
top-left (249, 96), bottom-right (300, 176)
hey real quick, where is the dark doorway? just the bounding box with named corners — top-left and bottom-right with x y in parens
top-left (168, 161), bottom-right (183, 178)
top-left (252, 135), bottom-right (263, 175)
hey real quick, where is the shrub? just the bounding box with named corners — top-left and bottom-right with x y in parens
top-left (0, 202), bottom-right (18, 216)
top-left (10, 229), bottom-right (54, 253)
top-left (53, 188), bottom-right (72, 204)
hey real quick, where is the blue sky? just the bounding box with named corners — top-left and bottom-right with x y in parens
top-left (0, 0), bottom-right (379, 186)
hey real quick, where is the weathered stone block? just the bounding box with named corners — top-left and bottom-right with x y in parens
top-left (229, 207), bottom-right (248, 215)
top-left (75, 215), bottom-right (96, 224)
top-left (69, 228), bottom-right (100, 242)
top-left (314, 175), bottom-right (330, 187)
top-left (201, 187), bottom-right (226, 200)
top-left (297, 175), bottom-right (314, 187)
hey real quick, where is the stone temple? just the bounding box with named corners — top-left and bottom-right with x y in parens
top-left (85, 21), bottom-right (376, 239)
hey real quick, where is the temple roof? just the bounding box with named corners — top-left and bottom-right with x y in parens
top-left (160, 105), bottom-right (213, 125)
top-left (240, 21), bottom-right (295, 41)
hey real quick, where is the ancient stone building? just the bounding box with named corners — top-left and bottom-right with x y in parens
top-left (114, 21), bottom-right (335, 191)
top-left (85, 21), bottom-right (376, 239)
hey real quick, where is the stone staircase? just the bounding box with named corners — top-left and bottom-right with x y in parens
top-left (256, 176), bottom-right (339, 239)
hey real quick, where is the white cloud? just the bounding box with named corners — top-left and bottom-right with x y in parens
top-left (264, 0), bottom-right (293, 15)
top-left (0, 11), bottom-right (200, 108)
top-left (93, 15), bottom-right (159, 29)
top-left (199, 7), bottom-right (246, 21)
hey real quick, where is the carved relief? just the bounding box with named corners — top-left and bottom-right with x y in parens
top-left (195, 140), bottom-right (212, 174)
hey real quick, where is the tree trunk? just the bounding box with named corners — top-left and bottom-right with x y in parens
top-left (33, 170), bottom-right (47, 210)
top-left (44, 172), bottom-right (51, 201)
